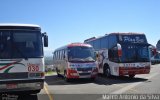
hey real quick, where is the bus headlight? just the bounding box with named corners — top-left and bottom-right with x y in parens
top-left (69, 63), bottom-right (75, 67)
top-left (69, 64), bottom-right (77, 70)
top-left (68, 66), bottom-right (77, 71)
top-left (28, 72), bottom-right (45, 78)
top-left (70, 67), bottom-right (77, 70)
top-left (67, 68), bottom-right (78, 76)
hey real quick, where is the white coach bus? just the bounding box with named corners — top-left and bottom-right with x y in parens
top-left (84, 32), bottom-right (151, 78)
top-left (0, 24), bottom-right (48, 94)
top-left (53, 43), bottom-right (98, 81)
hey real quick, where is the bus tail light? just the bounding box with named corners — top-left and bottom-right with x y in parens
top-left (117, 44), bottom-right (122, 57)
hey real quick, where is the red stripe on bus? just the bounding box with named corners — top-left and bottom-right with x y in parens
top-left (68, 43), bottom-right (91, 47)
top-left (119, 66), bottom-right (150, 75)
top-left (0, 61), bottom-right (18, 71)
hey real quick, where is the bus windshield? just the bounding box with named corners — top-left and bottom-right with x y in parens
top-left (68, 46), bottom-right (95, 62)
top-left (120, 44), bottom-right (150, 63)
top-left (0, 30), bottom-right (43, 59)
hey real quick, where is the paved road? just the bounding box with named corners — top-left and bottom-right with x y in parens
top-left (44, 64), bottom-right (160, 100)
top-left (1, 64), bottom-right (160, 100)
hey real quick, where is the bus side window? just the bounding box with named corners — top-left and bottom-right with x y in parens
top-left (53, 52), bottom-right (55, 60)
top-left (55, 51), bottom-right (57, 60)
top-left (62, 50), bottom-right (65, 60)
top-left (64, 50), bottom-right (67, 60)
top-left (108, 35), bottom-right (117, 49)
top-left (60, 50), bottom-right (62, 60)
top-left (64, 50), bottom-right (68, 61)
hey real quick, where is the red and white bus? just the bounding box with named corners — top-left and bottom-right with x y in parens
top-left (84, 32), bottom-right (151, 78)
top-left (53, 43), bottom-right (98, 81)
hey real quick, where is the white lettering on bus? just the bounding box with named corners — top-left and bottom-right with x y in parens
top-left (123, 36), bottom-right (144, 43)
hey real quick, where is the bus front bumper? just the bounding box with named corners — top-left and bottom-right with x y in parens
top-left (67, 73), bottom-right (97, 79)
top-left (0, 79), bottom-right (44, 93)
top-left (67, 68), bottom-right (98, 79)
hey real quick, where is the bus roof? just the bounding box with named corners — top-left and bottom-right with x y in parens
top-left (0, 23), bottom-right (40, 28)
top-left (67, 43), bottom-right (92, 47)
top-left (110, 32), bottom-right (144, 35)
top-left (84, 32), bottom-right (145, 42)
top-left (54, 43), bottom-right (92, 52)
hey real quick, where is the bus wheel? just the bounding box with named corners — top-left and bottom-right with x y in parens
top-left (31, 89), bottom-right (41, 94)
top-left (90, 77), bottom-right (96, 81)
top-left (56, 68), bottom-right (61, 77)
top-left (24, 89), bottom-right (41, 94)
top-left (104, 66), bottom-right (111, 77)
top-left (64, 71), bottom-right (70, 82)
top-left (129, 74), bottom-right (135, 78)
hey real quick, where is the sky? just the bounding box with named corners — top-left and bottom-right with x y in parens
top-left (0, 0), bottom-right (160, 55)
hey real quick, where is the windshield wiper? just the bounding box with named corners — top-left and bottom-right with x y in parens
top-left (12, 42), bottom-right (28, 60)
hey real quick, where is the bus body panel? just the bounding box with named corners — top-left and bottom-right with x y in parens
top-left (107, 61), bottom-right (119, 76)
top-left (0, 58), bottom-right (44, 73)
top-left (0, 58), bottom-right (45, 93)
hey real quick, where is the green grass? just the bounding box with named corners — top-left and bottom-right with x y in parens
top-left (45, 71), bottom-right (56, 76)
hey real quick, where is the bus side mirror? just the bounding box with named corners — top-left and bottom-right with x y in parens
top-left (43, 32), bottom-right (48, 47)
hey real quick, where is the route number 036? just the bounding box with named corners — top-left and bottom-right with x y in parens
top-left (28, 64), bottom-right (39, 72)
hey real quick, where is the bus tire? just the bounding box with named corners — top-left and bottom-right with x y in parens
top-left (56, 68), bottom-right (61, 77)
top-left (31, 89), bottom-right (41, 94)
top-left (90, 77), bottom-right (95, 81)
top-left (129, 74), bottom-right (135, 78)
top-left (103, 65), bottom-right (111, 77)
top-left (23, 89), bottom-right (41, 94)
top-left (64, 71), bottom-right (70, 82)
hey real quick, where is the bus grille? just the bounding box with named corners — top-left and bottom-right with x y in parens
top-left (77, 67), bottom-right (92, 71)
top-left (0, 72), bottom-right (28, 80)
